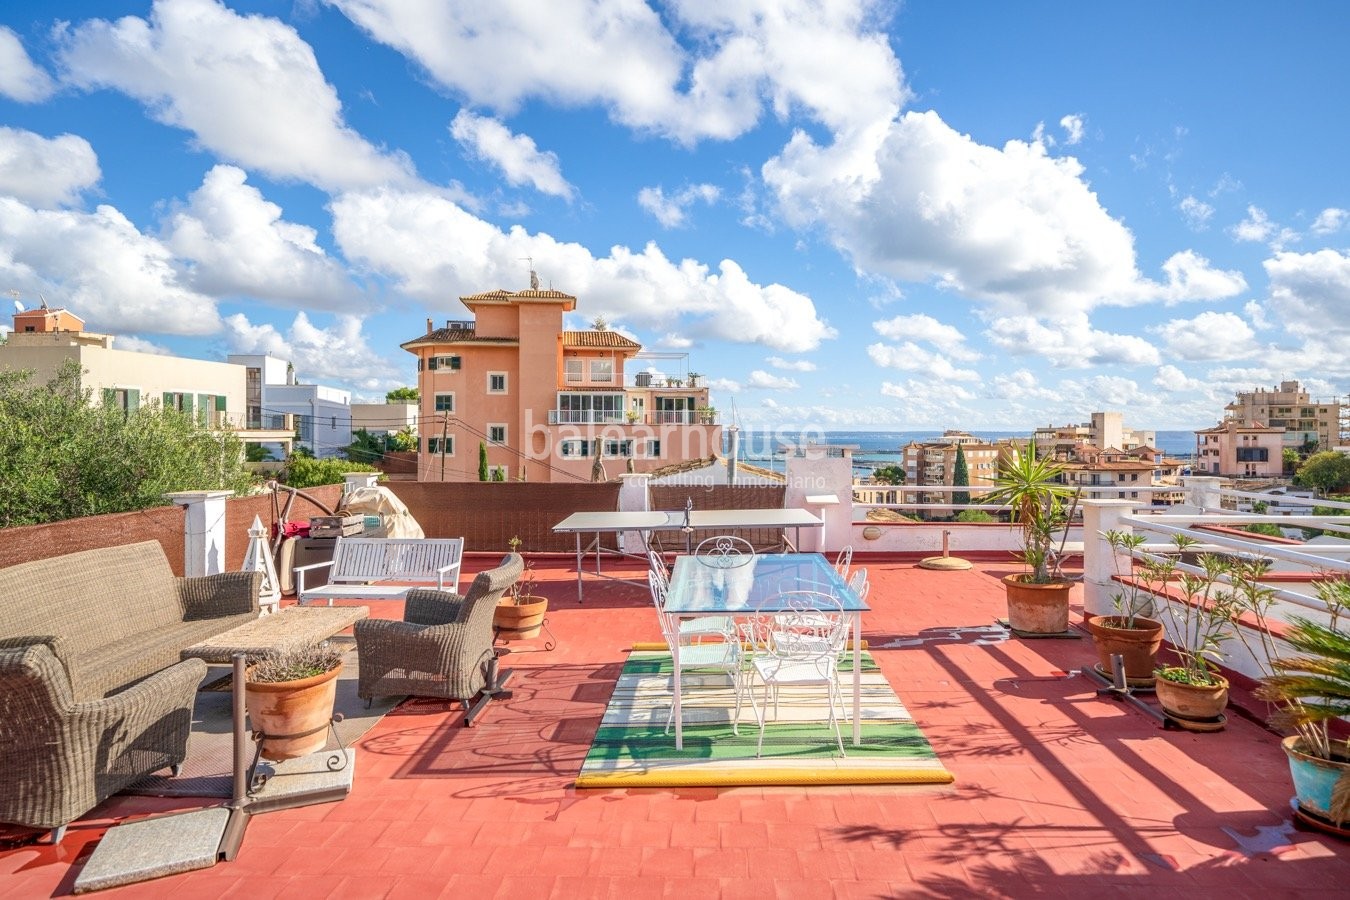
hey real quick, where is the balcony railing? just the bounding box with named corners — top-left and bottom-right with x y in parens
top-left (549, 410), bottom-right (627, 425)
top-left (548, 410), bottom-right (720, 426)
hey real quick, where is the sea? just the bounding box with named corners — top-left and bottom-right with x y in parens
top-left (725, 429), bottom-right (1198, 475)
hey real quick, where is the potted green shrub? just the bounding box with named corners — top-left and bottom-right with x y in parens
top-left (493, 537), bottom-right (547, 640)
top-left (244, 643), bottom-right (345, 760)
top-left (1087, 530), bottom-right (1166, 683)
top-left (984, 444), bottom-right (1076, 634)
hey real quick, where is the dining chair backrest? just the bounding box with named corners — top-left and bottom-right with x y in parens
top-left (753, 591), bottom-right (848, 671)
top-left (648, 549), bottom-right (670, 593)
top-left (834, 546), bottom-right (853, 580)
top-left (693, 535), bottom-right (755, 568)
top-left (847, 567), bottom-right (869, 602)
top-left (648, 568), bottom-right (676, 645)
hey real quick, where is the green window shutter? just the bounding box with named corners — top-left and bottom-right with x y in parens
top-left (215, 395), bottom-right (227, 412)
top-left (428, 357), bottom-right (438, 370)
top-left (163, 392), bottom-right (174, 408)
top-left (197, 393), bottom-right (209, 424)
top-left (449, 356), bottom-right (461, 370)
top-left (127, 388), bottom-right (140, 409)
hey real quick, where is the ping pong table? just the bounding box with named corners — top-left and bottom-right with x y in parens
top-left (552, 508), bottom-right (824, 602)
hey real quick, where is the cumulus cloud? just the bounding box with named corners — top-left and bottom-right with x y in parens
top-left (328, 0), bottom-right (905, 143)
top-left (1059, 113), bottom-right (1085, 145)
top-left (988, 369), bottom-right (1057, 402)
top-left (0, 196), bottom-right (219, 334)
top-left (0, 127), bottom-right (100, 208)
top-left (113, 335), bottom-right (173, 355)
top-left (1178, 195), bottom-right (1213, 230)
top-left (746, 370), bottom-right (799, 390)
top-left (56, 0), bottom-right (416, 192)
top-left (1152, 364), bottom-right (1209, 394)
top-left (163, 165), bottom-right (358, 308)
top-left (331, 185), bottom-right (836, 352)
top-left (1152, 311), bottom-right (1257, 361)
top-left (866, 342), bottom-right (979, 381)
top-left (1229, 205), bottom-right (1298, 250)
top-left (764, 110), bottom-right (1245, 317)
top-left (223, 311), bottom-right (403, 391)
top-left (1310, 207), bottom-right (1347, 236)
top-left (766, 355), bottom-right (816, 372)
top-left (871, 313), bottom-right (979, 361)
top-left (984, 313), bottom-right (1161, 368)
top-left (1264, 248), bottom-right (1350, 339)
top-left (637, 183), bottom-right (720, 228)
top-left (0, 27), bottom-right (55, 101)
top-left (450, 110), bottom-right (574, 200)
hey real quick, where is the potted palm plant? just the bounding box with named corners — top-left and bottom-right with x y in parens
top-left (984, 444), bottom-right (1076, 634)
top-left (1087, 530), bottom-right (1166, 683)
top-left (244, 643), bottom-right (345, 760)
top-left (493, 537), bottom-right (547, 640)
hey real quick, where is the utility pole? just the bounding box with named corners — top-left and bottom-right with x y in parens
top-left (440, 413), bottom-right (448, 481)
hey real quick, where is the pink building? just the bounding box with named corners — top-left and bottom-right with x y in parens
top-left (401, 286), bottom-right (720, 482)
top-left (1195, 420), bottom-right (1285, 478)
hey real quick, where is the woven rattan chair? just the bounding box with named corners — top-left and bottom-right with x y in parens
top-left (354, 553), bottom-right (523, 725)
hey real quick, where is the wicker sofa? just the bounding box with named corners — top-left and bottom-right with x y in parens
top-left (0, 540), bottom-right (261, 840)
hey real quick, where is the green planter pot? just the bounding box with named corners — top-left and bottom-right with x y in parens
top-left (1282, 736), bottom-right (1350, 828)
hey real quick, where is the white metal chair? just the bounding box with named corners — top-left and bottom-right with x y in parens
top-left (649, 571), bottom-right (746, 735)
top-left (742, 591), bottom-right (850, 758)
top-left (834, 546), bottom-right (853, 580)
top-left (648, 562), bottom-right (736, 644)
top-left (648, 549), bottom-right (670, 593)
top-left (847, 567), bottom-right (870, 603)
top-left (693, 535), bottom-right (756, 568)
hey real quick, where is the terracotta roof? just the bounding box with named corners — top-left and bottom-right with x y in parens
top-left (460, 288), bottom-right (578, 303)
top-left (561, 330), bottom-right (641, 350)
top-left (399, 327), bottom-right (519, 349)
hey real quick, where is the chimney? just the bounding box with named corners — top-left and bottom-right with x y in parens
top-left (426, 317), bottom-right (433, 334)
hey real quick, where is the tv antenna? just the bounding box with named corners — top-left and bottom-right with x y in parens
top-left (518, 257), bottom-right (539, 290)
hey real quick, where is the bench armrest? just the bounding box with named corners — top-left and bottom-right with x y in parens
top-left (435, 561), bottom-right (463, 591)
top-left (177, 571), bottom-right (261, 620)
top-left (294, 559), bottom-right (335, 595)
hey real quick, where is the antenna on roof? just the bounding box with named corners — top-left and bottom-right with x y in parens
top-left (9, 289), bottom-right (22, 313)
top-left (518, 257), bottom-right (538, 290)
top-left (38, 294), bottom-right (48, 310)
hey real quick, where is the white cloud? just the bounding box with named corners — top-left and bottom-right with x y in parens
top-left (1154, 250), bottom-right (1248, 304)
top-left (871, 313), bottom-right (979, 361)
top-left (746, 369), bottom-right (799, 390)
top-left (0, 127), bottom-right (100, 208)
top-left (988, 369), bottom-right (1057, 402)
top-left (1243, 300), bottom-right (1271, 330)
top-left (0, 196), bottom-right (219, 335)
top-left (1310, 207), bottom-right (1347, 236)
top-left (57, 0), bottom-right (416, 192)
top-left (450, 110), bottom-right (574, 200)
top-left (1152, 364), bottom-right (1208, 394)
top-left (1229, 205), bottom-right (1298, 250)
top-left (1178, 195), bottom-right (1213, 230)
top-left (984, 313), bottom-right (1161, 368)
top-left (1264, 248), bottom-right (1350, 339)
top-left (0, 27), bottom-right (55, 101)
top-left (1059, 113), bottom-right (1084, 145)
top-left (766, 356), bottom-right (816, 372)
top-left (1152, 311), bottom-right (1257, 361)
top-left (164, 165), bottom-right (357, 308)
top-left (328, 0), bottom-right (905, 143)
top-left (879, 378), bottom-right (974, 403)
top-left (866, 342), bottom-right (979, 381)
top-left (113, 335), bottom-right (173, 355)
top-left (331, 186), bottom-right (836, 352)
top-left (764, 110), bottom-right (1245, 317)
top-left (637, 183), bottom-right (720, 228)
top-left (223, 311), bottom-right (402, 392)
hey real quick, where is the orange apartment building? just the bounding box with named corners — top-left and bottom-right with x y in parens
top-left (401, 285), bottom-right (721, 482)
top-left (1195, 419), bottom-right (1286, 478)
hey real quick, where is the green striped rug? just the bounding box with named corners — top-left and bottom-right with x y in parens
top-left (577, 649), bottom-right (954, 787)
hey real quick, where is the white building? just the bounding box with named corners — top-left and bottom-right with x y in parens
top-left (228, 354), bottom-right (351, 459)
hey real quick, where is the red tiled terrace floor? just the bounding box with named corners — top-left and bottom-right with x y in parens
top-left (3, 553), bottom-right (1348, 898)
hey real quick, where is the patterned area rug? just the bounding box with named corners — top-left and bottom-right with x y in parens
top-left (577, 649), bottom-right (954, 788)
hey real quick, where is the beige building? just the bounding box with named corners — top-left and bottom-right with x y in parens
top-left (1195, 420), bottom-right (1285, 478)
top-left (1222, 380), bottom-right (1342, 450)
top-left (1054, 445), bottom-right (1185, 504)
top-left (401, 284), bottom-right (720, 482)
top-left (351, 402), bottom-right (418, 436)
top-left (1034, 411), bottom-right (1156, 456)
top-left (896, 431), bottom-right (1006, 515)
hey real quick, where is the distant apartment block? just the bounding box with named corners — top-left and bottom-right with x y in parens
top-left (1222, 380), bottom-right (1343, 450)
top-left (896, 431), bottom-right (1008, 515)
top-left (1053, 445), bottom-right (1185, 504)
top-left (227, 354), bottom-right (351, 459)
top-left (1033, 411), bottom-right (1156, 456)
top-left (401, 283), bottom-right (720, 482)
top-left (1195, 419), bottom-right (1285, 478)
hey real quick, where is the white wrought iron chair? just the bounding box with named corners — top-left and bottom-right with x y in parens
top-left (648, 555), bottom-right (735, 643)
top-left (847, 567), bottom-right (870, 603)
top-left (648, 549), bottom-right (670, 593)
top-left (834, 545), bottom-right (854, 580)
top-left (649, 570), bottom-right (746, 735)
top-left (693, 535), bottom-right (756, 568)
top-left (742, 591), bottom-right (850, 758)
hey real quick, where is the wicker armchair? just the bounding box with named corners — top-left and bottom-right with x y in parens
top-left (354, 553), bottom-right (523, 725)
top-left (0, 644), bottom-right (205, 842)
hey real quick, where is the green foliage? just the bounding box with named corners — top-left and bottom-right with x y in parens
top-left (387, 427), bottom-right (418, 452)
top-left (1244, 522), bottom-right (1285, 538)
top-left (952, 444), bottom-right (970, 507)
top-left (244, 443), bottom-right (276, 462)
top-left (1295, 451), bottom-right (1350, 495)
top-left (1283, 447), bottom-right (1301, 474)
top-left (1259, 611), bottom-right (1350, 763)
top-left (283, 456), bottom-right (379, 489)
top-left (983, 443), bottom-right (1074, 583)
top-left (492, 467), bottom-right (505, 482)
top-left (955, 508), bottom-right (994, 523)
top-left (385, 386), bottom-right (418, 402)
top-left (871, 464), bottom-right (905, 485)
top-left (0, 362), bottom-right (256, 527)
top-left (1152, 537), bottom-right (1243, 686)
top-left (1102, 530), bottom-right (1156, 628)
top-left (478, 441), bottom-right (489, 481)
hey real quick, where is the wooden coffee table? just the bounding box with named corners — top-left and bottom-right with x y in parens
top-left (182, 606), bottom-right (369, 663)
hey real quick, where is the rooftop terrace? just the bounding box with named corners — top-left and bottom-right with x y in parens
top-left (3, 551), bottom-right (1347, 897)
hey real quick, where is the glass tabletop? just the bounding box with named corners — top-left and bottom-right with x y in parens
top-left (665, 552), bottom-right (869, 614)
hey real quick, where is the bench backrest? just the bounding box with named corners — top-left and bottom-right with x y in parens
top-left (329, 538), bottom-right (463, 582)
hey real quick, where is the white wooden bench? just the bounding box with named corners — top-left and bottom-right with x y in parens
top-left (295, 537), bottom-right (464, 606)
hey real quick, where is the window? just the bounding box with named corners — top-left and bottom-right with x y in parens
top-left (589, 359), bottom-right (614, 383)
top-left (434, 393), bottom-right (454, 413)
top-left (487, 372), bottom-right (507, 393)
top-left (1236, 447), bottom-right (1269, 462)
top-left (560, 439), bottom-right (590, 457)
top-left (488, 424), bottom-right (507, 444)
top-left (645, 439), bottom-right (661, 458)
top-left (564, 358), bottom-right (584, 383)
top-left (428, 355), bottom-right (461, 371)
top-left (603, 439), bottom-right (633, 457)
top-left (427, 436), bottom-right (455, 455)
top-left (488, 465), bottom-right (508, 480)
top-left (163, 391), bottom-right (191, 413)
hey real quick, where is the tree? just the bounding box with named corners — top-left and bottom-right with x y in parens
top-left (952, 444), bottom-right (970, 507)
top-left (245, 443), bottom-right (275, 462)
top-left (956, 509), bottom-right (995, 523)
top-left (872, 465), bottom-right (905, 485)
top-left (1283, 447), bottom-right (1301, 475)
top-left (284, 456), bottom-right (379, 489)
top-left (386, 386), bottom-right (418, 402)
top-left (345, 428), bottom-right (384, 464)
top-left (387, 427), bottom-right (418, 452)
top-left (1295, 452), bottom-right (1350, 496)
top-left (478, 441), bottom-right (489, 481)
top-left (492, 467), bottom-right (505, 482)
top-left (0, 361), bottom-right (255, 528)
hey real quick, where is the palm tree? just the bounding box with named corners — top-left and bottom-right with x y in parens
top-left (983, 444), bottom-right (1073, 583)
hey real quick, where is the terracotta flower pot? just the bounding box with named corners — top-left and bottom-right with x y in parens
top-left (244, 661), bottom-right (342, 761)
top-left (1282, 735), bottom-right (1350, 828)
top-left (1087, 615), bottom-right (1164, 682)
top-left (494, 596), bottom-right (548, 641)
top-left (1155, 670), bottom-right (1228, 722)
top-left (1002, 574), bottom-right (1072, 634)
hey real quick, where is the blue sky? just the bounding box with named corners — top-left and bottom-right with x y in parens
top-left (0, 0), bottom-right (1347, 432)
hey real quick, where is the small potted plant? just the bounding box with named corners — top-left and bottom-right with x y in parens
top-left (1087, 530), bottom-right (1166, 683)
top-left (493, 537), bottom-right (547, 640)
top-left (687, 372), bottom-right (702, 387)
top-left (244, 643), bottom-right (345, 760)
top-left (984, 444), bottom-right (1076, 634)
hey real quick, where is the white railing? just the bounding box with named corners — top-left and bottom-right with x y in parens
top-left (548, 410), bottom-right (626, 425)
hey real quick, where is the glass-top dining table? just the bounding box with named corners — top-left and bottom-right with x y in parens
top-left (664, 552), bottom-right (870, 750)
